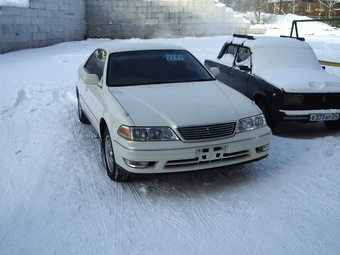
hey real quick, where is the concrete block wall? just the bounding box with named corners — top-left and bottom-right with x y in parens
top-left (85, 0), bottom-right (250, 39)
top-left (0, 0), bottom-right (250, 53)
top-left (0, 0), bottom-right (85, 54)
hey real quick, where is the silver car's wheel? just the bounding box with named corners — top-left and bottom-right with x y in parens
top-left (256, 99), bottom-right (276, 131)
top-left (105, 133), bottom-right (115, 173)
top-left (103, 128), bottom-right (129, 182)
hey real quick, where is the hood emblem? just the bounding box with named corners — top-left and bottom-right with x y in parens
top-left (206, 128), bottom-right (213, 136)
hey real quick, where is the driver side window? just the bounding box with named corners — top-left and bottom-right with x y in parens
top-left (84, 49), bottom-right (107, 79)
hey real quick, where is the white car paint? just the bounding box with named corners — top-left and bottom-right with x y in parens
top-left (76, 42), bottom-right (271, 179)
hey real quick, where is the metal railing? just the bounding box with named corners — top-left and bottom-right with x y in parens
top-left (290, 18), bottom-right (340, 68)
top-left (319, 60), bottom-right (340, 67)
top-left (290, 18), bottom-right (340, 37)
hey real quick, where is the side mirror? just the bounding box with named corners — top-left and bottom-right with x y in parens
top-left (210, 67), bottom-right (220, 77)
top-left (83, 73), bottom-right (100, 85)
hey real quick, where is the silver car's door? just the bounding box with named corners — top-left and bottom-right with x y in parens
top-left (82, 49), bottom-right (107, 129)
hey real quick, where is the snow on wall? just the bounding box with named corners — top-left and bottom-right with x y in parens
top-left (0, 0), bottom-right (250, 53)
top-left (0, 0), bottom-right (29, 7)
top-left (85, 0), bottom-right (250, 39)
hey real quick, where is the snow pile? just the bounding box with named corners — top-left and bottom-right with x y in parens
top-left (1, 9), bottom-right (340, 255)
top-left (0, 0), bottom-right (29, 7)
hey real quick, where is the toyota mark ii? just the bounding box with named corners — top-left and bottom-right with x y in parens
top-left (76, 42), bottom-right (271, 181)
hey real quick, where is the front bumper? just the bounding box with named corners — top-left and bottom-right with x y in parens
top-left (279, 109), bottom-right (340, 121)
top-left (113, 129), bottom-right (272, 174)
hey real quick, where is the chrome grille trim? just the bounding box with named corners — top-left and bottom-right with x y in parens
top-left (177, 122), bottom-right (236, 141)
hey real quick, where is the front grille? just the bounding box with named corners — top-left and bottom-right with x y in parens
top-left (177, 122), bottom-right (236, 141)
top-left (304, 94), bottom-right (340, 107)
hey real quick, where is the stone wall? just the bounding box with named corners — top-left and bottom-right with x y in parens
top-left (85, 0), bottom-right (249, 39)
top-left (0, 0), bottom-right (250, 54)
top-left (0, 0), bottom-right (85, 54)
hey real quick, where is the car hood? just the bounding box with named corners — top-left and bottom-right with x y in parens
top-left (109, 81), bottom-right (257, 127)
top-left (254, 67), bottom-right (340, 93)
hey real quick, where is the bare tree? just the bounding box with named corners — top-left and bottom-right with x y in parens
top-left (317, 0), bottom-right (340, 18)
top-left (287, 0), bottom-right (303, 14)
top-left (248, 0), bottom-right (269, 23)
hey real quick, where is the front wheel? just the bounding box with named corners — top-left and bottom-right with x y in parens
top-left (103, 128), bottom-right (129, 182)
top-left (324, 119), bottom-right (340, 130)
top-left (256, 99), bottom-right (276, 131)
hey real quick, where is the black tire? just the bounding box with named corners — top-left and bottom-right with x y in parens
top-left (77, 94), bottom-right (90, 124)
top-left (324, 120), bottom-right (340, 130)
top-left (256, 99), bottom-right (276, 131)
top-left (103, 128), bottom-right (129, 182)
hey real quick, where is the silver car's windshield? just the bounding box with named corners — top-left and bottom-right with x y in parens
top-left (107, 50), bottom-right (214, 86)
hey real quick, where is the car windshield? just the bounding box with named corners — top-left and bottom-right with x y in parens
top-left (107, 50), bottom-right (214, 86)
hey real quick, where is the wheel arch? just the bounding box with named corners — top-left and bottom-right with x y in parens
top-left (100, 118), bottom-right (108, 147)
top-left (252, 92), bottom-right (267, 106)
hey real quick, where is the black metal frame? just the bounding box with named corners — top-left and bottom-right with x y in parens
top-left (290, 18), bottom-right (340, 38)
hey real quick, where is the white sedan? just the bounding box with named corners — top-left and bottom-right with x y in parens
top-left (76, 43), bottom-right (272, 181)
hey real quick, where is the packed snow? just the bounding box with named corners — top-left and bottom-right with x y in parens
top-left (1, 14), bottom-right (340, 255)
top-left (0, 0), bottom-right (29, 7)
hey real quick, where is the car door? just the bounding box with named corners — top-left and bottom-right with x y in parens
top-left (83, 49), bottom-right (106, 127)
top-left (227, 46), bottom-right (251, 96)
top-left (215, 44), bottom-right (238, 87)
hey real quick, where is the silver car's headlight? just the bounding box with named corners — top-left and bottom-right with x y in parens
top-left (118, 125), bottom-right (179, 141)
top-left (237, 114), bottom-right (267, 132)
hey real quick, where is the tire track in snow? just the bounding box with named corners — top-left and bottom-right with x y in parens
top-left (138, 177), bottom-right (197, 244)
top-left (61, 89), bottom-right (131, 252)
top-left (127, 182), bottom-right (158, 237)
top-left (186, 171), bottom-right (247, 254)
top-left (215, 168), bottom-right (266, 255)
top-left (253, 164), bottom-right (340, 254)
top-left (111, 182), bottom-right (124, 250)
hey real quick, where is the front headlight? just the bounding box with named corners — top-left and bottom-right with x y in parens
top-left (118, 125), bottom-right (179, 141)
top-left (237, 114), bottom-right (267, 132)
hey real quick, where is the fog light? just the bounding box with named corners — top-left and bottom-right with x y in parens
top-left (123, 158), bottom-right (149, 169)
top-left (256, 144), bottom-right (270, 153)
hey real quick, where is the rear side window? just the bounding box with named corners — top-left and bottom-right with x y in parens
top-left (84, 49), bottom-right (106, 79)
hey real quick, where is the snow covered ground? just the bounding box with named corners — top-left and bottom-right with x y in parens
top-left (1, 15), bottom-right (340, 255)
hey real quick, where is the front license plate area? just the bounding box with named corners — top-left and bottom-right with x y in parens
top-left (309, 113), bottom-right (339, 121)
top-left (196, 145), bottom-right (229, 161)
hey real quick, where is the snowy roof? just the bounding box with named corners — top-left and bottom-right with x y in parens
top-left (222, 35), bottom-right (340, 92)
top-left (230, 35), bottom-right (309, 50)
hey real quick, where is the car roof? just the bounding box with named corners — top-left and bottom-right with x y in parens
top-left (229, 35), bottom-right (310, 50)
top-left (99, 42), bottom-right (186, 54)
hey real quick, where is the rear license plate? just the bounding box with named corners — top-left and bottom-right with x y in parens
top-left (309, 113), bottom-right (339, 121)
